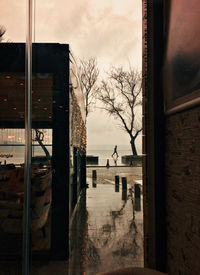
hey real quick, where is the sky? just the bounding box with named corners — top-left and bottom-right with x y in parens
top-left (0, 0), bottom-right (142, 150)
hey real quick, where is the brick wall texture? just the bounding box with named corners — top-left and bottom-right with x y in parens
top-left (165, 106), bottom-right (200, 275)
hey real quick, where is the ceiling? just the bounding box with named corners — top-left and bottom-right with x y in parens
top-left (0, 73), bottom-right (53, 128)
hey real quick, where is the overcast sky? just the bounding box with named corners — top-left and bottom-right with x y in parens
top-left (0, 0), bottom-right (142, 150)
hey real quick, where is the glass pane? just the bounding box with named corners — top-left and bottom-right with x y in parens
top-left (31, 1), bottom-right (87, 265)
top-left (30, 62), bottom-right (54, 254)
top-left (0, 1), bottom-right (26, 269)
top-left (30, 43), bottom-right (72, 260)
top-left (31, 1), bottom-right (142, 274)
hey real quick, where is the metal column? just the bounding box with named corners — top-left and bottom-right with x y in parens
top-left (23, 0), bottom-right (32, 274)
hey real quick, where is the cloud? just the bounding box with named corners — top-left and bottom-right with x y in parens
top-left (86, 108), bottom-right (142, 150)
top-left (0, 0), bottom-right (142, 149)
top-left (40, 0), bottom-right (142, 68)
top-left (0, 0), bottom-right (142, 68)
top-left (0, 1), bottom-right (26, 41)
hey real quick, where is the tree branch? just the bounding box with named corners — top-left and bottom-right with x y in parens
top-left (98, 66), bottom-right (142, 149)
top-left (78, 57), bottom-right (99, 121)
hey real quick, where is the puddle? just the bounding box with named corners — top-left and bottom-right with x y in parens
top-left (84, 178), bottom-right (144, 274)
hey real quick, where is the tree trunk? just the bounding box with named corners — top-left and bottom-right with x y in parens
top-left (35, 129), bottom-right (51, 160)
top-left (130, 136), bottom-right (138, 155)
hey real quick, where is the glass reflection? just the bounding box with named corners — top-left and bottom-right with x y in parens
top-left (0, 55), bottom-right (25, 263)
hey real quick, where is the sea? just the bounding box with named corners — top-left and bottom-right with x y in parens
top-left (0, 144), bottom-right (141, 166)
top-left (87, 144), bottom-right (138, 166)
top-left (0, 145), bottom-right (52, 166)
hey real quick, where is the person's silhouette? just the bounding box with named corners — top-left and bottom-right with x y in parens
top-left (112, 145), bottom-right (119, 158)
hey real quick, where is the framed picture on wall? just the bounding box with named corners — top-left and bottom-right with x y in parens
top-left (163, 0), bottom-right (200, 114)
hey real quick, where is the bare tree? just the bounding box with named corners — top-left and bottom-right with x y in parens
top-left (79, 58), bottom-right (99, 122)
top-left (98, 66), bottom-right (142, 155)
top-left (33, 129), bottom-right (51, 160)
top-left (0, 25), bottom-right (6, 42)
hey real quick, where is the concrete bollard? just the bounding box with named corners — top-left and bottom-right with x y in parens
top-left (122, 177), bottom-right (127, 190)
top-left (135, 184), bottom-right (141, 198)
top-left (115, 175), bottom-right (119, 185)
top-left (135, 198), bottom-right (141, 211)
top-left (115, 175), bottom-right (119, 192)
top-left (92, 179), bottom-right (97, 188)
top-left (122, 189), bottom-right (127, 201)
top-left (106, 159), bottom-right (110, 168)
top-left (92, 170), bottom-right (97, 180)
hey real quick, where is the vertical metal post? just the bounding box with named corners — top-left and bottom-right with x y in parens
top-left (115, 175), bottom-right (119, 192)
top-left (23, 0), bottom-right (32, 274)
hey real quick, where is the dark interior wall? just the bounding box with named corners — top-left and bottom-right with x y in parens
top-left (165, 106), bottom-right (200, 275)
top-left (163, 1), bottom-right (200, 273)
top-left (144, 0), bottom-right (200, 273)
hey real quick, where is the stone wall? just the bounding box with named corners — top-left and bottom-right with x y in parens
top-left (165, 106), bottom-right (200, 275)
top-left (121, 155), bottom-right (142, 166)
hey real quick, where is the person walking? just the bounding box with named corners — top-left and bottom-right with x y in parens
top-left (111, 145), bottom-right (119, 158)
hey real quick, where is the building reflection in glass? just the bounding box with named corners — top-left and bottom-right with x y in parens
top-left (0, 43), bottom-right (86, 261)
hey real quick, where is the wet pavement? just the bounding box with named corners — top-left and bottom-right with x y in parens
top-left (69, 166), bottom-right (144, 275)
top-left (0, 167), bottom-right (143, 274)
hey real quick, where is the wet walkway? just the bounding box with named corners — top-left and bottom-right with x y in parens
top-left (69, 166), bottom-right (143, 275)
top-left (0, 167), bottom-right (143, 274)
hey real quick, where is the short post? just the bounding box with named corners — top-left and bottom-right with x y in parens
top-left (92, 170), bottom-right (97, 180)
top-left (122, 177), bottom-right (127, 201)
top-left (134, 184), bottom-right (141, 198)
top-left (122, 189), bottom-right (127, 201)
top-left (92, 180), bottom-right (97, 188)
top-left (115, 175), bottom-right (119, 192)
top-left (106, 159), bottom-right (110, 168)
top-left (122, 177), bottom-right (127, 190)
top-left (135, 198), bottom-right (141, 211)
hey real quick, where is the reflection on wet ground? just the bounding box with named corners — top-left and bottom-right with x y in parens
top-left (0, 167), bottom-right (143, 274)
top-left (69, 167), bottom-right (143, 275)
